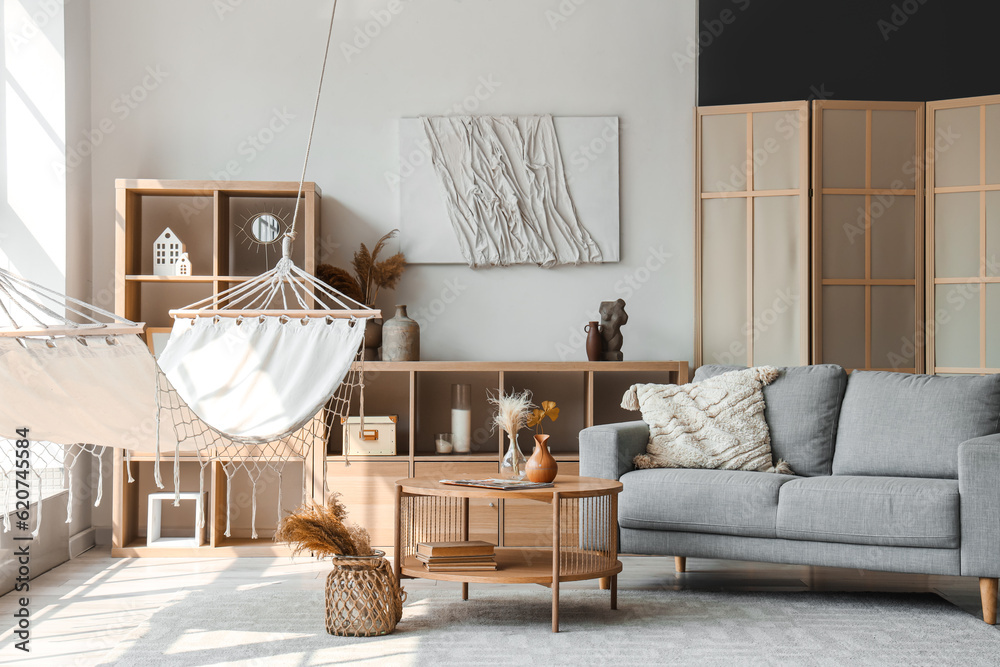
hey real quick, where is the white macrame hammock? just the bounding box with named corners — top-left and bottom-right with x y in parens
top-left (0, 0), bottom-right (379, 540)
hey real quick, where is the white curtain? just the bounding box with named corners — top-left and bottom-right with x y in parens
top-left (422, 114), bottom-right (603, 268)
top-left (158, 316), bottom-right (364, 441)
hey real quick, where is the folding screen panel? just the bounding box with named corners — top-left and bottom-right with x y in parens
top-left (926, 94), bottom-right (1000, 374)
top-left (812, 101), bottom-right (925, 373)
top-left (695, 102), bottom-right (810, 368)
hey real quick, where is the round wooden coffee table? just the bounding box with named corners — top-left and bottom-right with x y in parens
top-left (393, 475), bottom-right (622, 632)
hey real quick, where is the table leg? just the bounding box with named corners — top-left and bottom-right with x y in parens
top-left (393, 485), bottom-right (402, 584)
top-left (598, 576), bottom-right (610, 590)
top-left (462, 582), bottom-right (468, 600)
top-left (611, 574), bottom-right (617, 610)
top-left (552, 491), bottom-right (561, 633)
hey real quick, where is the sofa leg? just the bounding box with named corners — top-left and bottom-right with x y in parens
top-left (980, 578), bottom-right (998, 624)
top-left (675, 557), bottom-right (686, 573)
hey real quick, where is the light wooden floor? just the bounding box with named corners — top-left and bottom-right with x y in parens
top-left (0, 547), bottom-right (988, 663)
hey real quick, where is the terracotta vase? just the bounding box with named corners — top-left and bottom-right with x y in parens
top-left (381, 305), bottom-right (420, 361)
top-left (526, 434), bottom-right (558, 483)
top-left (584, 321), bottom-right (602, 362)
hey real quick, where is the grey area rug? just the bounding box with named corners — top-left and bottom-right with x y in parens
top-left (99, 585), bottom-right (1000, 666)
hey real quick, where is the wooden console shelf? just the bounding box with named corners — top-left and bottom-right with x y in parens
top-left (320, 360), bottom-right (688, 550)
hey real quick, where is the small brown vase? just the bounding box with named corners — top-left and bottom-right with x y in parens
top-left (585, 321), bottom-right (602, 362)
top-left (526, 434), bottom-right (558, 483)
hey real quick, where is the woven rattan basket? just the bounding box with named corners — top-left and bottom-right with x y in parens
top-left (325, 550), bottom-right (406, 636)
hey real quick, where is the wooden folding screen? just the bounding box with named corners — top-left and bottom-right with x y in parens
top-left (812, 101), bottom-right (925, 373)
top-left (926, 94), bottom-right (1000, 374)
top-left (695, 102), bottom-right (811, 368)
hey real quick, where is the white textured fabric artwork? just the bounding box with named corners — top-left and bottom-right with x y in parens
top-left (158, 316), bottom-right (364, 441)
top-left (421, 115), bottom-right (604, 268)
top-left (622, 366), bottom-right (793, 474)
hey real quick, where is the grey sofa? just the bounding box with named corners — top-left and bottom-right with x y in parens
top-left (579, 365), bottom-right (1000, 624)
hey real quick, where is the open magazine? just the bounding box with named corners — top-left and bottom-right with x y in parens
top-left (440, 478), bottom-right (555, 491)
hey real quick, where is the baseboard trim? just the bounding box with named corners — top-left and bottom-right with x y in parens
top-left (69, 527), bottom-right (96, 558)
top-left (94, 527), bottom-right (112, 546)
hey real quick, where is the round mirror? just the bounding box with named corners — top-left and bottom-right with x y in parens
top-left (251, 213), bottom-right (282, 244)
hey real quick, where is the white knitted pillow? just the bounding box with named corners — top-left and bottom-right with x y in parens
top-left (621, 366), bottom-right (792, 474)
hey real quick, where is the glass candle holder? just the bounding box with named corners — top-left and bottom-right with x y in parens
top-left (451, 384), bottom-right (472, 453)
top-left (435, 433), bottom-right (453, 454)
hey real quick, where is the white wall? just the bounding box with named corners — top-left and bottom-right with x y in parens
top-left (0, 0), bottom-right (94, 590)
top-left (86, 0), bottom-right (696, 532)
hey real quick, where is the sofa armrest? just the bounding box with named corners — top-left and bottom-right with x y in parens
top-left (959, 433), bottom-right (1000, 578)
top-left (579, 420), bottom-right (649, 481)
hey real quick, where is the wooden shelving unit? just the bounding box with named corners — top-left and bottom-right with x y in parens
top-left (319, 360), bottom-right (688, 551)
top-left (111, 179), bottom-right (321, 558)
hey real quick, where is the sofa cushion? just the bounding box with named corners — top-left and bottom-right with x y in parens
top-left (832, 371), bottom-right (1000, 479)
top-left (693, 364), bottom-right (847, 476)
top-left (618, 468), bottom-right (796, 538)
top-left (775, 476), bottom-right (960, 548)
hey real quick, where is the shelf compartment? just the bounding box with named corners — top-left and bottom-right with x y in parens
top-left (414, 371), bottom-right (500, 456)
top-left (593, 369), bottom-right (679, 428)
top-left (328, 370), bottom-right (411, 456)
top-left (503, 371), bottom-right (586, 454)
top-left (401, 547), bottom-right (621, 585)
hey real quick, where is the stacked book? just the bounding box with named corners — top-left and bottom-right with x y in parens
top-left (416, 540), bottom-right (497, 572)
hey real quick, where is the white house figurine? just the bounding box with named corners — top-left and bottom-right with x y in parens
top-left (175, 252), bottom-right (192, 276)
top-left (153, 227), bottom-right (185, 276)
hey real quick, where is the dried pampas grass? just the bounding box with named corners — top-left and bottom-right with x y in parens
top-left (488, 389), bottom-right (535, 438)
top-left (274, 493), bottom-right (373, 559)
top-left (317, 229), bottom-right (406, 307)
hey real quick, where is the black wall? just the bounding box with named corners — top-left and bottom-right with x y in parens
top-left (698, 0), bottom-right (1000, 106)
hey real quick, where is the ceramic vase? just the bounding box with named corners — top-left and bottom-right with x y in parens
top-left (363, 318), bottom-right (383, 361)
top-left (381, 305), bottom-right (419, 361)
top-left (526, 434), bottom-right (558, 483)
top-left (584, 321), bottom-right (602, 362)
top-left (499, 432), bottom-right (527, 480)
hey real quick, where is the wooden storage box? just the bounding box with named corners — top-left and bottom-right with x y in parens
top-left (342, 416), bottom-right (397, 456)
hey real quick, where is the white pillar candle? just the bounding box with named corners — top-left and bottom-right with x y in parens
top-left (451, 409), bottom-right (472, 453)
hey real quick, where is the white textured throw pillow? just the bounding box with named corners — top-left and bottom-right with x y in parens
top-left (622, 366), bottom-right (793, 474)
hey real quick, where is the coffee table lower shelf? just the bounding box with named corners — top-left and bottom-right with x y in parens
top-left (395, 476), bottom-right (624, 632)
top-left (401, 548), bottom-right (623, 585)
